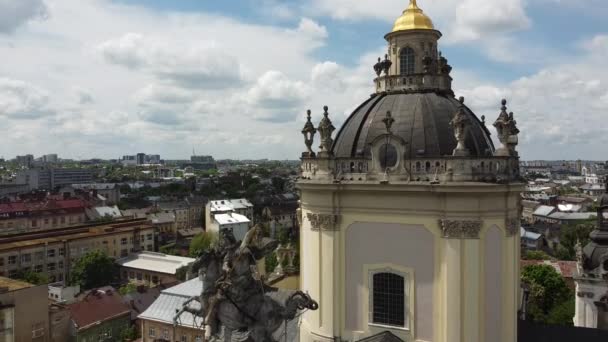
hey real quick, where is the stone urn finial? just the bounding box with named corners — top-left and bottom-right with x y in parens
top-left (301, 109), bottom-right (317, 157)
top-left (493, 99), bottom-right (520, 157)
top-left (317, 106), bottom-right (335, 158)
top-left (382, 111), bottom-right (395, 134)
top-left (450, 96), bottom-right (470, 156)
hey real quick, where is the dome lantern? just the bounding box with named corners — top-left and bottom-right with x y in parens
top-left (391, 0), bottom-right (435, 32)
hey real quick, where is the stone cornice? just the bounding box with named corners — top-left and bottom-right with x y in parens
top-left (439, 219), bottom-right (483, 239)
top-left (307, 213), bottom-right (340, 231)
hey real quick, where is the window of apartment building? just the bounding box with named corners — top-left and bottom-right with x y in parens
top-left (21, 254), bottom-right (32, 263)
top-left (52, 217), bottom-right (58, 226)
top-left (34, 265), bottom-right (43, 273)
top-left (8, 255), bottom-right (17, 265)
top-left (121, 238), bottom-right (127, 245)
top-left (129, 271), bottom-right (135, 279)
top-left (35, 251), bottom-right (44, 260)
top-left (58, 273), bottom-right (64, 282)
top-left (195, 336), bottom-right (203, 342)
top-left (58, 261), bottom-right (64, 269)
top-left (31, 220), bottom-right (38, 227)
top-left (58, 248), bottom-right (65, 257)
top-left (147, 233), bottom-right (153, 241)
top-left (149, 327), bottom-right (156, 338)
top-left (8, 270), bottom-right (18, 278)
top-left (32, 322), bottom-right (44, 338)
top-left (60, 217), bottom-right (65, 224)
top-left (129, 237), bottom-right (134, 244)
top-left (152, 276), bottom-right (158, 284)
top-left (136, 273), bottom-right (143, 281)
top-left (162, 329), bottom-right (169, 339)
top-left (0, 257), bottom-right (4, 266)
top-left (47, 249), bottom-right (55, 258)
top-left (47, 263), bottom-right (56, 271)
top-left (121, 249), bottom-right (128, 257)
top-left (44, 218), bottom-right (49, 225)
top-left (81, 247), bottom-right (89, 254)
top-left (181, 335), bottom-right (188, 342)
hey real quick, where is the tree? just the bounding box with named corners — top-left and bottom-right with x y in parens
top-left (523, 250), bottom-right (551, 261)
top-left (16, 270), bottom-right (49, 285)
top-left (189, 231), bottom-right (218, 257)
top-left (119, 325), bottom-right (138, 341)
top-left (558, 220), bottom-right (596, 260)
top-left (522, 264), bottom-right (573, 325)
top-left (118, 282), bottom-right (137, 296)
top-left (70, 250), bottom-right (117, 290)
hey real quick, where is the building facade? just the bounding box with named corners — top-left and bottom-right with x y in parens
top-left (574, 184), bottom-right (608, 329)
top-left (298, 2), bottom-right (524, 341)
top-left (0, 277), bottom-right (49, 342)
top-left (0, 199), bottom-right (87, 236)
top-left (0, 219), bottom-right (155, 282)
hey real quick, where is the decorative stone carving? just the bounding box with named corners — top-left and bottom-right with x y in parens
top-left (382, 111), bottom-right (395, 134)
top-left (439, 219), bottom-right (483, 239)
top-left (301, 110), bottom-right (317, 157)
top-left (493, 99), bottom-right (520, 157)
top-left (307, 213), bottom-right (339, 231)
top-left (296, 207), bottom-right (303, 227)
top-left (450, 96), bottom-right (470, 156)
top-left (374, 57), bottom-right (383, 76)
top-left (506, 217), bottom-right (520, 237)
top-left (317, 106), bottom-right (336, 158)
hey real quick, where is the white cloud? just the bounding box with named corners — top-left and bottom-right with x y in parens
top-left (0, 78), bottom-right (53, 119)
top-left (452, 0), bottom-right (530, 41)
top-left (0, 0), bottom-right (48, 33)
top-left (97, 33), bottom-right (244, 89)
top-left (295, 18), bottom-right (328, 40)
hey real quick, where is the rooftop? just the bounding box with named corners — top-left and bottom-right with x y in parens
top-left (0, 219), bottom-right (153, 253)
top-left (0, 276), bottom-right (34, 292)
top-left (214, 213), bottom-right (250, 225)
top-left (68, 288), bottom-right (130, 330)
top-left (209, 199), bottom-right (253, 212)
top-left (116, 252), bottom-right (195, 275)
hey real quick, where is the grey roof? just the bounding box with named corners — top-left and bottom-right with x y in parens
top-left (548, 212), bottom-right (596, 221)
top-left (331, 92), bottom-right (494, 158)
top-left (533, 205), bottom-right (557, 217)
top-left (163, 277), bottom-right (203, 297)
top-left (521, 227), bottom-right (542, 241)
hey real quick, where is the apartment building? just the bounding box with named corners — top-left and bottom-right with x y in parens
top-left (0, 219), bottom-right (155, 283)
top-left (205, 198), bottom-right (254, 230)
top-left (0, 277), bottom-right (49, 342)
top-left (116, 252), bottom-right (194, 287)
top-left (0, 199), bottom-right (87, 236)
top-left (16, 168), bottom-right (94, 191)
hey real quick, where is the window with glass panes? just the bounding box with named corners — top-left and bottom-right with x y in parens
top-left (400, 47), bottom-right (415, 75)
top-left (371, 272), bottom-right (406, 327)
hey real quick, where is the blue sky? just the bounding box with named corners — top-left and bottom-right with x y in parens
top-left (0, 0), bottom-right (607, 160)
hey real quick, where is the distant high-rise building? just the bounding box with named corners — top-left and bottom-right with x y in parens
top-left (15, 155), bottom-right (34, 168)
top-left (136, 153), bottom-right (146, 165)
top-left (16, 167), bottom-right (94, 191)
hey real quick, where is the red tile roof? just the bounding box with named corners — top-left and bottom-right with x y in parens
top-left (67, 289), bottom-right (130, 330)
top-left (0, 199), bottom-right (86, 215)
top-left (520, 260), bottom-right (579, 278)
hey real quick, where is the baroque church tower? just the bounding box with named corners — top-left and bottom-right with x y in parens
top-left (297, 1), bottom-right (525, 342)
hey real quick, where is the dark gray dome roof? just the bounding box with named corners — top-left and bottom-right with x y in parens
top-left (332, 92), bottom-right (494, 158)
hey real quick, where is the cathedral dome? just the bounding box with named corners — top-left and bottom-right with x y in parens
top-left (391, 0), bottom-right (435, 32)
top-left (331, 92), bottom-right (494, 158)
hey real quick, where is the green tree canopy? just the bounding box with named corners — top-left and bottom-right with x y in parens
top-left (522, 264), bottom-right (573, 325)
top-left (70, 250), bottom-right (117, 290)
top-left (523, 250), bottom-right (552, 261)
top-left (16, 270), bottom-right (49, 285)
top-left (557, 220), bottom-right (596, 260)
top-left (189, 231), bottom-right (218, 257)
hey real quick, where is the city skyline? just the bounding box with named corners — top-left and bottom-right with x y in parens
top-left (0, 0), bottom-right (607, 160)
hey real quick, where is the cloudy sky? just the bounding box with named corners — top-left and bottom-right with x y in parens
top-left (0, 0), bottom-right (607, 161)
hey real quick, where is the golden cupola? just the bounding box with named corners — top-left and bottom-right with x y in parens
top-left (392, 0), bottom-right (435, 32)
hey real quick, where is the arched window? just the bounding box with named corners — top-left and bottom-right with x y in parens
top-left (371, 272), bottom-right (406, 327)
top-left (400, 47), bottom-right (415, 75)
top-left (379, 144), bottom-right (398, 170)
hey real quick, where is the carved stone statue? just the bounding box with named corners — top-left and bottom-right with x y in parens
top-left (450, 97), bottom-right (470, 156)
top-left (493, 99), bottom-right (520, 157)
top-left (301, 110), bottom-right (317, 158)
top-left (317, 106), bottom-right (335, 158)
top-left (176, 225), bottom-right (318, 342)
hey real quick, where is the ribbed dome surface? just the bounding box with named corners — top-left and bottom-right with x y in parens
top-left (332, 92), bottom-right (494, 158)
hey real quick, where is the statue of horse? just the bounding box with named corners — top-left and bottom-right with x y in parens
top-left (176, 226), bottom-right (318, 342)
